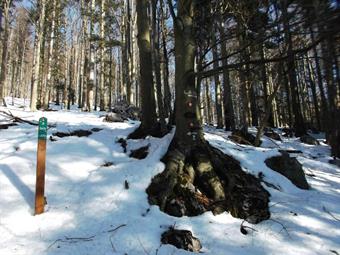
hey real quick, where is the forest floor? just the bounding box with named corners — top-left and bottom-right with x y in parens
top-left (0, 98), bottom-right (340, 255)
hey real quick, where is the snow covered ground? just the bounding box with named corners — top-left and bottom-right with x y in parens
top-left (1, 98), bottom-right (339, 255)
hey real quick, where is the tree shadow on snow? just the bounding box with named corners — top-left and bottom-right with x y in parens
top-left (0, 164), bottom-right (34, 211)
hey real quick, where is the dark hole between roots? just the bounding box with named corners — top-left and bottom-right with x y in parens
top-left (129, 145), bottom-right (149, 159)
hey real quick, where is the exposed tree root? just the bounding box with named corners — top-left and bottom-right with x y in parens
top-left (264, 130), bottom-right (282, 141)
top-left (229, 129), bottom-right (261, 146)
top-left (128, 122), bottom-right (171, 139)
top-left (147, 140), bottom-right (271, 224)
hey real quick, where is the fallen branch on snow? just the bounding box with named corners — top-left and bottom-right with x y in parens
top-left (0, 110), bottom-right (56, 127)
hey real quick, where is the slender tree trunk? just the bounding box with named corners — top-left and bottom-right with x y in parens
top-left (78, 37), bottom-right (84, 108)
top-left (99, 0), bottom-right (106, 111)
top-left (238, 24), bottom-right (251, 131)
top-left (219, 24), bottom-right (235, 131)
top-left (126, 0), bottom-right (132, 104)
top-left (152, 0), bottom-right (166, 130)
top-left (211, 32), bottom-right (223, 128)
top-left (81, 0), bottom-right (89, 110)
top-left (260, 43), bottom-right (274, 127)
top-left (205, 79), bottom-right (212, 125)
top-left (160, 0), bottom-right (171, 117)
top-left (67, 45), bottom-right (75, 110)
top-left (310, 26), bottom-right (328, 123)
top-left (30, 0), bottom-right (46, 111)
top-left (306, 53), bottom-right (321, 130)
top-left (0, 0), bottom-right (11, 104)
top-left (44, 0), bottom-right (57, 109)
top-left (255, 81), bottom-right (282, 146)
top-left (87, 0), bottom-right (96, 111)
top-left (282, 0), bottom-right (306, 136)
top-left (136, 0), bottom-right (157, 131)
top-left (108, 48), bottom-right (114, 110)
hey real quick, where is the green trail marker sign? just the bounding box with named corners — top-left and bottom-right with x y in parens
top-left (35, 117), bottom-right (48, 215)
top-left (38, 117), bottom-right (48, 140)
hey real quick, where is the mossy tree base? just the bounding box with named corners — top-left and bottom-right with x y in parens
top-left (147, 140), bottom-right (271, 224)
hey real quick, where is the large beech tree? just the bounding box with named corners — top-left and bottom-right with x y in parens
top-left (146, 0), bottom-right (271, 224)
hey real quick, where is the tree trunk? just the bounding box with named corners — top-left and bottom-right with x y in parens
top-left (152, 0), bottom-right (166, 131)
top-left (86, 0), bottom-right (96, 112)
top-left (211, 32), bottom-right (223, 128)
top-left (99, 0), bottom-right (106, 111)
top-left (81, 0), bottom-right (89, 110)
top-left (310, 26), bottom-right (328, 127)
top-left (205, 79), bottom-right (212, 125)
top-left (282, 0), bottom-right (306, 136)
top-left (30, 0), bottom-right (46, 111)
top-left (255, 80), bottom-right (282, 146)
top-left (173, 1), bottom-right (203, 146)
top-left (219, 24), bottom-right (235, 131)
top-left (135, 0), bottom-right (157, 133)
top-left (0, 0), bottom-right (11, 104)
top-left (260, 43), bottom-right (274, 127)
top-left (126, 0), bottom-right (132, 104)
top-left (306, 53), bottom-right (321, 130)
top-left (44, 0), bottom-right (57, 109)
top-left (144, 0), bottom-right (270, 225)
top-left (238, 25), bottom-right (251, 131)
top-left (160, 0), bottom-right (171, 117)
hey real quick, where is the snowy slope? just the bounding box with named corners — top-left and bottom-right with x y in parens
top-left (1, 98), bottom-right (339, 255)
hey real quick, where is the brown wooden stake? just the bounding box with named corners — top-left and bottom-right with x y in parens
top-left (35, 117), bottom-right (47, 215)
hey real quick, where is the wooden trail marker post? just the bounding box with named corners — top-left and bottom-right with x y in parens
top-left (35, 117), bottom-right (47, 215)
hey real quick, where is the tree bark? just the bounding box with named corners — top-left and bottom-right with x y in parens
top-left (160, 0), bottom-right (171, 117)
top-left (0, 0), bottom-right (11, 104)
top-left (152, 0), bottom-right (166, 131)
top-left (86, 0), bottom-right (96, 112)
top-left (310, 26), bottom-right (328, 126)
top-left (99, 0), bottom-right (106, 111)
top-left (306, 53), bottom-right (321, 130)
top-left (173, 0), bottom-right (204, 146)
top-left (30, 0), bottom-right (46, 111)
top-left (281, 0), bottom-right (306, 136)
top-left (219, 24), bottom-right (235, 131)
top-left (136, 0), bottom-right (158, 131)
top-left (260, 43), bottom-right (274, 127)
top-left (211, 32), bottom-right (223, 128)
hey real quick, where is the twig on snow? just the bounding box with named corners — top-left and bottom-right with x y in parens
top-left (108, 224), bottom-right (127, 253)
top-left (268, 219), bottom-right (291, 239)
top-left (323, 206), bottom-right (340, 222)
top-left (137, 236), bottom-right (151, 255)
top-left (64, 235), bottom-right (95, 242)
top-left (110, 235), bottom-right (116, 253)
top-left (107, 224), bottom-right (127, 233)
top-left (47, 235), bottom-right (95, 250)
